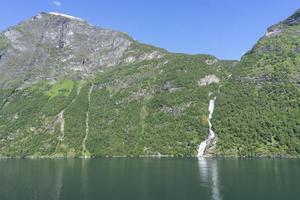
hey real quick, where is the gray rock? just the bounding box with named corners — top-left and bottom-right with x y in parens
top-left (265, 28), bottom-right (282, 37)
top-left (205, 59), bottom-right (218, 65)
top-left (197, 75), bottom-right (220, 86)
top-left (0, 12), bottom-right (164, 88)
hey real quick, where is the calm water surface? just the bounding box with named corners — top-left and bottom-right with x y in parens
top-left (0, 158), bottom-right (299, 200)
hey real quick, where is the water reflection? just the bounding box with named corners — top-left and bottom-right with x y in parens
top-left (198, 158), bottom-right (221, 200)
top-left (81, 159), bottom-right (89, 200)
top-left (1, 159), bottom-right (299, 200)
top-left (53, 161), bottom-right (64, 200)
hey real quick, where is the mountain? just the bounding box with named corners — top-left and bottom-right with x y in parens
top-left (213, 9), bottom-right (300, 157)
top-left (0, 12), bottom-right (164, 89)
top-left (0, 11), bottom-right (299, 158)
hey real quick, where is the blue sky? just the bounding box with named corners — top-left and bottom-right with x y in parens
top-left (0, 0), bottom-right (300, 60)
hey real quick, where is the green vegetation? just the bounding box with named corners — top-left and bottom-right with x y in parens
top-left (214, 80), bottom-right (300, 157)
top-left (0, 53), bottom-right (233, 157)
top-left (212, 18), bottom-right (300, 157)
top-left (86, 54), bottom-right (229, 157)
top-left (0, 10), bottom-right (299, 158)
top-left (45, 80), bottom-right (74, 99)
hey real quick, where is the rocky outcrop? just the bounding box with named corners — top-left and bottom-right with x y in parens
top-left (197, 75), bottom-right (220, 86)
top-left (161, 102), bottom-right (192, 116)
top-left (205, 59), bottom-right (218, 65)
top-left (265, 28), bottom-right (282, 37)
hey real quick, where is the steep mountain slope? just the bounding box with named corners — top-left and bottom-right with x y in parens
top-left (0, 12), bottom-right (232, 157)
top-left (213, 9), bottom-right (300, 157)
top-left (0, 10), bottom-right (299, 158)
top-left (0, 54), bottom-right (232, 158)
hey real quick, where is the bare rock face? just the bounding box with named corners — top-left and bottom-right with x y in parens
top-left (197, 75), bottom-right (220, 86)
top-left (205, 59), bottom-right (218, 65)
top-left (265, 28), bottom-right (282, 37)
top-left (0, 12), bottom-right (164, 88)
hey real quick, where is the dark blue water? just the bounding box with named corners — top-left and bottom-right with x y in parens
top-left (0, 158), bottom-right (299, 200)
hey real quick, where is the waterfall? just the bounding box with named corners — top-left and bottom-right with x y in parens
top-left (197, 97), bottom-right (217, 157)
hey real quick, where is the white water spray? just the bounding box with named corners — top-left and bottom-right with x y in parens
top-left (197, 97), bottom-right (217, 157)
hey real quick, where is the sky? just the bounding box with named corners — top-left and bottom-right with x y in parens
top-left (0, 0), bottom-right (300, 60)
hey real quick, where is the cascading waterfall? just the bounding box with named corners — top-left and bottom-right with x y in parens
top-left (197, 96), bottom-right (217, 157)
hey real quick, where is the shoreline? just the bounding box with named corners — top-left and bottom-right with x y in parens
top-left (0, 154), bottom-right (299, 160)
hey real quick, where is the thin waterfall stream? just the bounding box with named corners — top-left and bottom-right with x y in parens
top-left (197, 96), bottom-right (217, 157)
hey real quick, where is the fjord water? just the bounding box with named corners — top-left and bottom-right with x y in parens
top-left (0, 158), bottom-right (299, 200)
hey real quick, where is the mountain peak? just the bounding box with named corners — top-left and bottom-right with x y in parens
top-left (30, 12), bottom-right (86, 23)
top-left (0, 11), bottom-right (164, 88)
top-left (47, 12), bottom-right (85, 22)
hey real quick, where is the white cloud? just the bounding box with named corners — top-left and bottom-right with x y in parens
top-left (53, 1), bottom-right (62, 6)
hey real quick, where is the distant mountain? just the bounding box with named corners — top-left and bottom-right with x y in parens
top-left (0, 10), bottom-right (299, 158)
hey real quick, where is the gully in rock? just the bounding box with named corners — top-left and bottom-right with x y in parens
top-left (197, 96), bottom-right (217, 157)
top-left (82, 84), bottom-right (94, 158)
